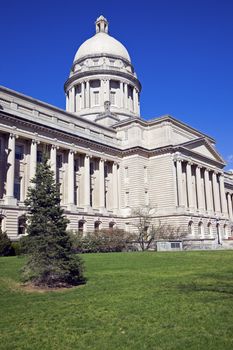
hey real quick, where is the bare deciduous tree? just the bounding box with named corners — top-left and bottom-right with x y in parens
top-left (131, 207), bottom-right (187, 251)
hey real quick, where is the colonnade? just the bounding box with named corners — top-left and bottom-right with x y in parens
top-left (226, 192), bottom-right (233, 221)
top-left (4, 133), bottom-right (119, 213)
top-left (175, 158), bottom-right (230, 217)
top-left (66, 78), bottom-right (139, 114)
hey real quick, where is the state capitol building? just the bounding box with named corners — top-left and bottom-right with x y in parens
top-left (0, 16), bottom-right (233, 248)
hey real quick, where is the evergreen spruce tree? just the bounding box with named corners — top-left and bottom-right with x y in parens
top-left (23, 154), bottom-right (86, 287)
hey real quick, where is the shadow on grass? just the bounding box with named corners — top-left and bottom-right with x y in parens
top-left (178, 270), bottom-right (233, 297)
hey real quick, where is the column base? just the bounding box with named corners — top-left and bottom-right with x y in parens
top-left (99, 207), bottom-right (107, 215)
top-left (4, 196), bottom-right (17, 206)
top-left (84, 206), bottom-right (93, 213)
top-left (67, 204), bottom-right (77, 212)
top-left (112, 208), bottom-right (119, 215)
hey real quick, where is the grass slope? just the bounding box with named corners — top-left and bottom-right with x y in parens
top-left (0, 251), bottom-right (233, 350)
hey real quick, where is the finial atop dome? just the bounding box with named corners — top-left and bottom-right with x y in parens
top-left (95, 15), bottom-right (109, 34)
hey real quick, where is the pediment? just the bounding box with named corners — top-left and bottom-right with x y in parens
top-left (180, 138), bottom-right (225, 164)
top-left (95, 112), bottom-right (120, 127)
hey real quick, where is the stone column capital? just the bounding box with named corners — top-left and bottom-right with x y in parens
top-left (9, 132), bottom-right (18, 139)
top-left (31, 139), bottom-right (40, 145)
top-left (51, 144), bottom-right (59, 150)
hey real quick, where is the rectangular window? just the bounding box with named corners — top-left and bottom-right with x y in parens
top-left (56, 154), bottom-right (62, 168)
top-left (104, 164), bottom-right (108, 178)
top-left (110, 91), bottom-right (116, 105)
top-left (14, 181), bottom-right (20, 200)
top-left (90, 188), bottom-right (93, 207)
top-left (90, 162), bottom-right (94, 175)
top-left (15, 145), bottom-right (24, 160)
top-left (74, 159), bottom-right (79, 172)
top-left (171, 242), bottom-right (180, 249)
top-left (37, 151), bottom-right (43, 163)
top-left (94, 91), bottom-right (99, 105)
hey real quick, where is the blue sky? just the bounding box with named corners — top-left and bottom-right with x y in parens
top-left (1, 0), bottom-right (233, 168)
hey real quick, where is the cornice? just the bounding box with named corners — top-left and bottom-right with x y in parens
top-left (179, 137), bottom-right (225, 164)
top-left (0, 85), bottom-right (115, 134)
top-left (0, 112), bottom-right (121, 157)
top-left (174, 145), bottom-right (225, 168)
top-left (64, 69), bottom-right (141, 92)
top-left (113, 114), bottom-right (215, 143)
top-left (0, 111), bottom-right (226, 168)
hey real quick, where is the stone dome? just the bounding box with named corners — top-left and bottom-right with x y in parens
top-left (74, 16), bottom-right (131, 63)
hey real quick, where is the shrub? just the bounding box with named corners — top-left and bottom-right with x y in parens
top-left (0, 230), bottom-right (13, 256)
top-left (11, 242), bottom-right (20, 256)
top-left (70, 229), bottom-right (136, 253)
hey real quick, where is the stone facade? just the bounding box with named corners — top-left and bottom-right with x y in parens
top-left (0, 16), bottom-right (233, 247)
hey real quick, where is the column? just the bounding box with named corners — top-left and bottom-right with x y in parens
top-left (67, 150), bottom-right (75, 207)
top-left (133, 87), bottom-right (137, 113)
top-left (66, 93), bottom-right (69, 111)
top-left (186, 162), bottom-right (194, 209)
top-left (86, 81), bottom-right (90, 108)
top-left (135, 90), bottom-right (139, 115)
top-left (105, 79), bottom-right (110, 102)
top-left (227, 193), bottom-right (233, 220)
top-left (112, 162), bottom-right (119, 213)
top-left (124, 83), bottom-right (128, 109)
top-left (70, 87), bottom-right (75, 112)
top-left (212, 171), bottom-right (221, 213)
top-left (100, 79), bottom-right (104, 106)
top-left (81, 82), bottom-right (85, 109)
top-left (19, 174), bottom-right (24, 202)
top-left (196, 165), bottom-right (204, 211)
top-left (99, 158), bottom-right (105, 211)
top-left (176, 159), bottom-right (184, 207)
top-left (5, 133), bottom-right (17, 205)
top-left (84, 155), bottom-right (90, 209)
top-left (219, 174), bottom-right (227, 215)
top-left (50, 145), bottom-right (57, 180)
top-left (204, 168), bottom-right (212, 212)
top-left (120, 81), bottom-right (124, 108)
top-left (29, 139), bottom-right (37, 181)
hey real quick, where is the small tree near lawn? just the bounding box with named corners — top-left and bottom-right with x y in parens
top-left (22, 154), bottom-right (86, 288)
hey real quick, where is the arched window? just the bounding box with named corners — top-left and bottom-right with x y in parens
top-left (109, 221), bottom-right (116, 230)
top-left (18, 216), bottom-right (26, 235)
top-left (188, 221), bottom-right (194, 236)
top-left (94, 221), bottom-right (101, 231)
top-left (198, 222), bottom-right (204, 238)
top-left (207, 222), bottom-right (212, 235)
top-left (78, 220), bottom-right (85, 234)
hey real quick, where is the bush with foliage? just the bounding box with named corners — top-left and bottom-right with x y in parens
top-left (70, 228), bottom-right (136, 253)
top-left (22, 154), bottom-right (86, 288)
top-left (0, 229), bottom-right (13, 256)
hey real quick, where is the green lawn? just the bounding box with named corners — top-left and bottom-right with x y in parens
top-left (0, 251), bottom-right (233, 350)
